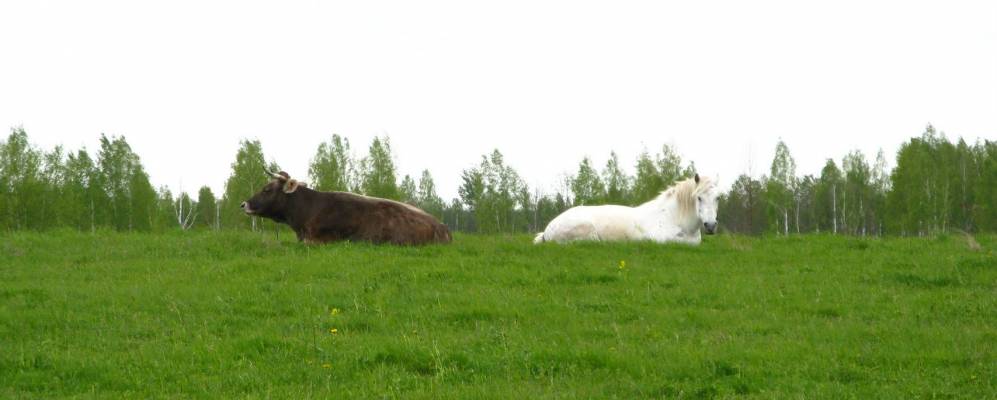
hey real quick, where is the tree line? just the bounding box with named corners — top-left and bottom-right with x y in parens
top-left (0, 125), bottom-right (993, 236)
top-left (720, 125), bottom-right (995, 236)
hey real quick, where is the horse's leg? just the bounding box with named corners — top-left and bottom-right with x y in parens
top-left (565, 222), bottom-right (598, 242)
top-left (646, 225), bottom-right (685, 244)
top-left (672, 230), bottom-right (702, 245)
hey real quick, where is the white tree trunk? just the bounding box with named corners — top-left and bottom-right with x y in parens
top-left (173, 196), bottom-right (197, 230)
top-left (795, 197), bottom-right (801, 234)
top-left (859, 198), bottom-right (865, 236)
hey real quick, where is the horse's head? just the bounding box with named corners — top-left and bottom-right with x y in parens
top-left (693, 174), bottom-right (720, 234)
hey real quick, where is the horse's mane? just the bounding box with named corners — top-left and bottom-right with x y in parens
top-left (649, 176), bottom-right (714, 220)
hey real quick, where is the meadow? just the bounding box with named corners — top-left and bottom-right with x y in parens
top-left (0, 230), bottom-right (994, 399)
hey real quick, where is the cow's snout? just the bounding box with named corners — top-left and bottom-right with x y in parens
top-left (704, 222), bottom-right (717, 235)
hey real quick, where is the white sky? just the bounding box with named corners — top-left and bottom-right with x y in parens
top-left (1, 1), bottom-right (995, 200)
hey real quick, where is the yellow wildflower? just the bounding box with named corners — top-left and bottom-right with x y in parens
top-left (618, 260), bottom-right (626, 269)
top-left (329, 328), bottom-right (339, 335)
top-left (330, 308), bottom-right (341, 316)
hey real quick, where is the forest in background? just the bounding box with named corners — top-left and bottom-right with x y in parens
top-left (0, 125), bottom-right (993, 236)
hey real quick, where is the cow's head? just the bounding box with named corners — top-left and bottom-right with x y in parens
top-left (240, 170), bottom-right (305, 218)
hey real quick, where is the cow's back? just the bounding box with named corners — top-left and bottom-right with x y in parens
top-left (332, 193), bottom-right (451, 245)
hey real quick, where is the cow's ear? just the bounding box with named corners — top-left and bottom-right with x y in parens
top-left (283, 179), bottom-right (301, 193)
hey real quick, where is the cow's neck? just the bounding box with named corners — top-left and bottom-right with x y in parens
top-left (280, 189), bottom-right (313, 233)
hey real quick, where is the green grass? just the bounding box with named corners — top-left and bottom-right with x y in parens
top-left (1, 230), bottom-right (994, 399)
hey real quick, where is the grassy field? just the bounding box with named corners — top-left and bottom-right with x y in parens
top-left (0, 230), bottom-right (994, 399)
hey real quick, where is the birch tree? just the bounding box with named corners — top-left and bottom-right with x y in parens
top-left (816, 159), bottom-right (843, 234)
top-left (173, 190), bottom-right (197, 230)
top-left (308, 134), bottom-right (353, 192)
top-left (399, 174), bottom-right (417, 204)
top-left (766, 140), bottom-right (797, 235)
top-left (570, 156), bottom-right (605, 205)
top-left (359, 136), bottom-right (399, 199)
top-left (416, 169), bottom-right (445, 219)
top-left (631, 148), bottom-right (662, 204)
top-left (602, 151), bottom-right (631, 205)
top-left (221, 139), bottom-right (278, 230)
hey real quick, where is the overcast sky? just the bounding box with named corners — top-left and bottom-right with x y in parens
top-left (1, 1), bottom-right (994, 200)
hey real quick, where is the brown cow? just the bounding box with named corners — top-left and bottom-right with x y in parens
top-left (241, 171), bottom-right (452, 245)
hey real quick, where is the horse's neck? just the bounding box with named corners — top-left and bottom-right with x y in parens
top-left (638, 196), bottom-right (698, 232)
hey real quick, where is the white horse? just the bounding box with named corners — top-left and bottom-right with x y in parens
top-left (534, 174), bottom-right (719, 245)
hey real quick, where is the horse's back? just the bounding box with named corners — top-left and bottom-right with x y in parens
top-left (540, 205), bottom-right (638, 243)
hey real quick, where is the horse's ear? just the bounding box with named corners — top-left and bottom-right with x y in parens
top-left (694, 174), bottom-right (700, 184)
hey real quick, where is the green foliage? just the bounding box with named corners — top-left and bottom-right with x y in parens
top-left (459, 150), bottom-right (527, 233)
top-left (194, 186), bottom-right (217, 229)
top-left (1, 231), bottom-right (994, 398)
top-left (602, 151), bottom-right (631, 205)
top-left (869, 149), bottom-right (891, 233)
top-left (765, 140), bottom-right (797, 234)
top-left (570, 156), bottom-right (605, 205)
top-left (0, 125), bottom-right (993, 236)
top-left (359, 136), bottom-right (399, 200)
top-left (951, 138), bottom-right (982, 232)
top-left (94, 134), bottom-right (158, 231)
top-left (976, 141), bottom-right (997, 232)
top-left (532, 190), bottom-right (569, 233)
top-left (220, 139), bottom-right (279, 231)
top-left (795, 175), bottom-right (819, 233)
top-left (399, 174), bottom-right (417, 204)
top-left (416, 170), bottom-right (445, 219)
top-left (815, 159), bottom-right (844, 233)
top-left (442, 198), bottom-right (466, 232)
top-left (155, 186), bottom-right (177, 229)
top-left (655, 143), bottom-right (685, 187)
top-left (718, 174), bottom-right (767, 234)
top-left (842, 150), bottom-right (872, 235)
top-left (630, 144), bottom-right (694, 205)
top-left (64, 149), bottom-right (104, 231)
top-left (308, 134), bottom-right (353, 192)
top-left (128, 162), bottom-right (157, 231)
top-left (887, 125), bottom-right (988, 235)
top-left (0, 127), bottom-right (42, 230)
top-left (630, 148), bottom-right (662, 204)
top-left (38, 146), bottom-right (67, 229)
top-left (168, 190), bottom-right (197, 231)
